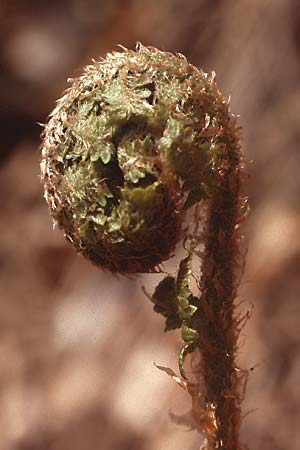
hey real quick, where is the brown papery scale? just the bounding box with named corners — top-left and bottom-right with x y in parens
top-left (41, 44), bottom-right (247, 450)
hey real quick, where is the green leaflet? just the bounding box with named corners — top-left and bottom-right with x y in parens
top-left (92, 144), bottom-right (113, 164)
top-left (123, 183), bottom-right (159, 210)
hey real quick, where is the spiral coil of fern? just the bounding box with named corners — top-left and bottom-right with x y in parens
top-left (41, 44), bottom-right (232, 274)
top-left (41, 44), bottom-right (246, 450)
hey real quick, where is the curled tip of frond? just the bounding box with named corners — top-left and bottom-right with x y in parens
top-left (41, 43), bottom-right (241, 274)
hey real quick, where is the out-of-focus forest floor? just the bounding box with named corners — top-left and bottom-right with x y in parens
top-left (1, 1), bottom-right (300, 449)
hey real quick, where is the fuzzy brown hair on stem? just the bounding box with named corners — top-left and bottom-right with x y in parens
top-left (41, 43), bottom-right (248, 450)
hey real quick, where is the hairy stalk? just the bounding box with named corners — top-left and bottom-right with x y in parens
top-left (153, 85), bottom-right (246, 450)
top-left (199, 111), bottom-right (243, 449)
top-left (41, 44), bottom-right (247, 450)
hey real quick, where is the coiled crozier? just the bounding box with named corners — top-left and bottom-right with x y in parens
top-left (41, 44), bottom-right (225, 274)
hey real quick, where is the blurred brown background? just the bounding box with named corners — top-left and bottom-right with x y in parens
top-left (1, 1), bottom-right (300, 449)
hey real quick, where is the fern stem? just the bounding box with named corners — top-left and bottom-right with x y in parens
top-left (198, 103), bottom-right (244, 449)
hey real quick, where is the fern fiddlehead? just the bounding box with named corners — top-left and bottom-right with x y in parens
top-left (41, 43), bottom-right (247, 450)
